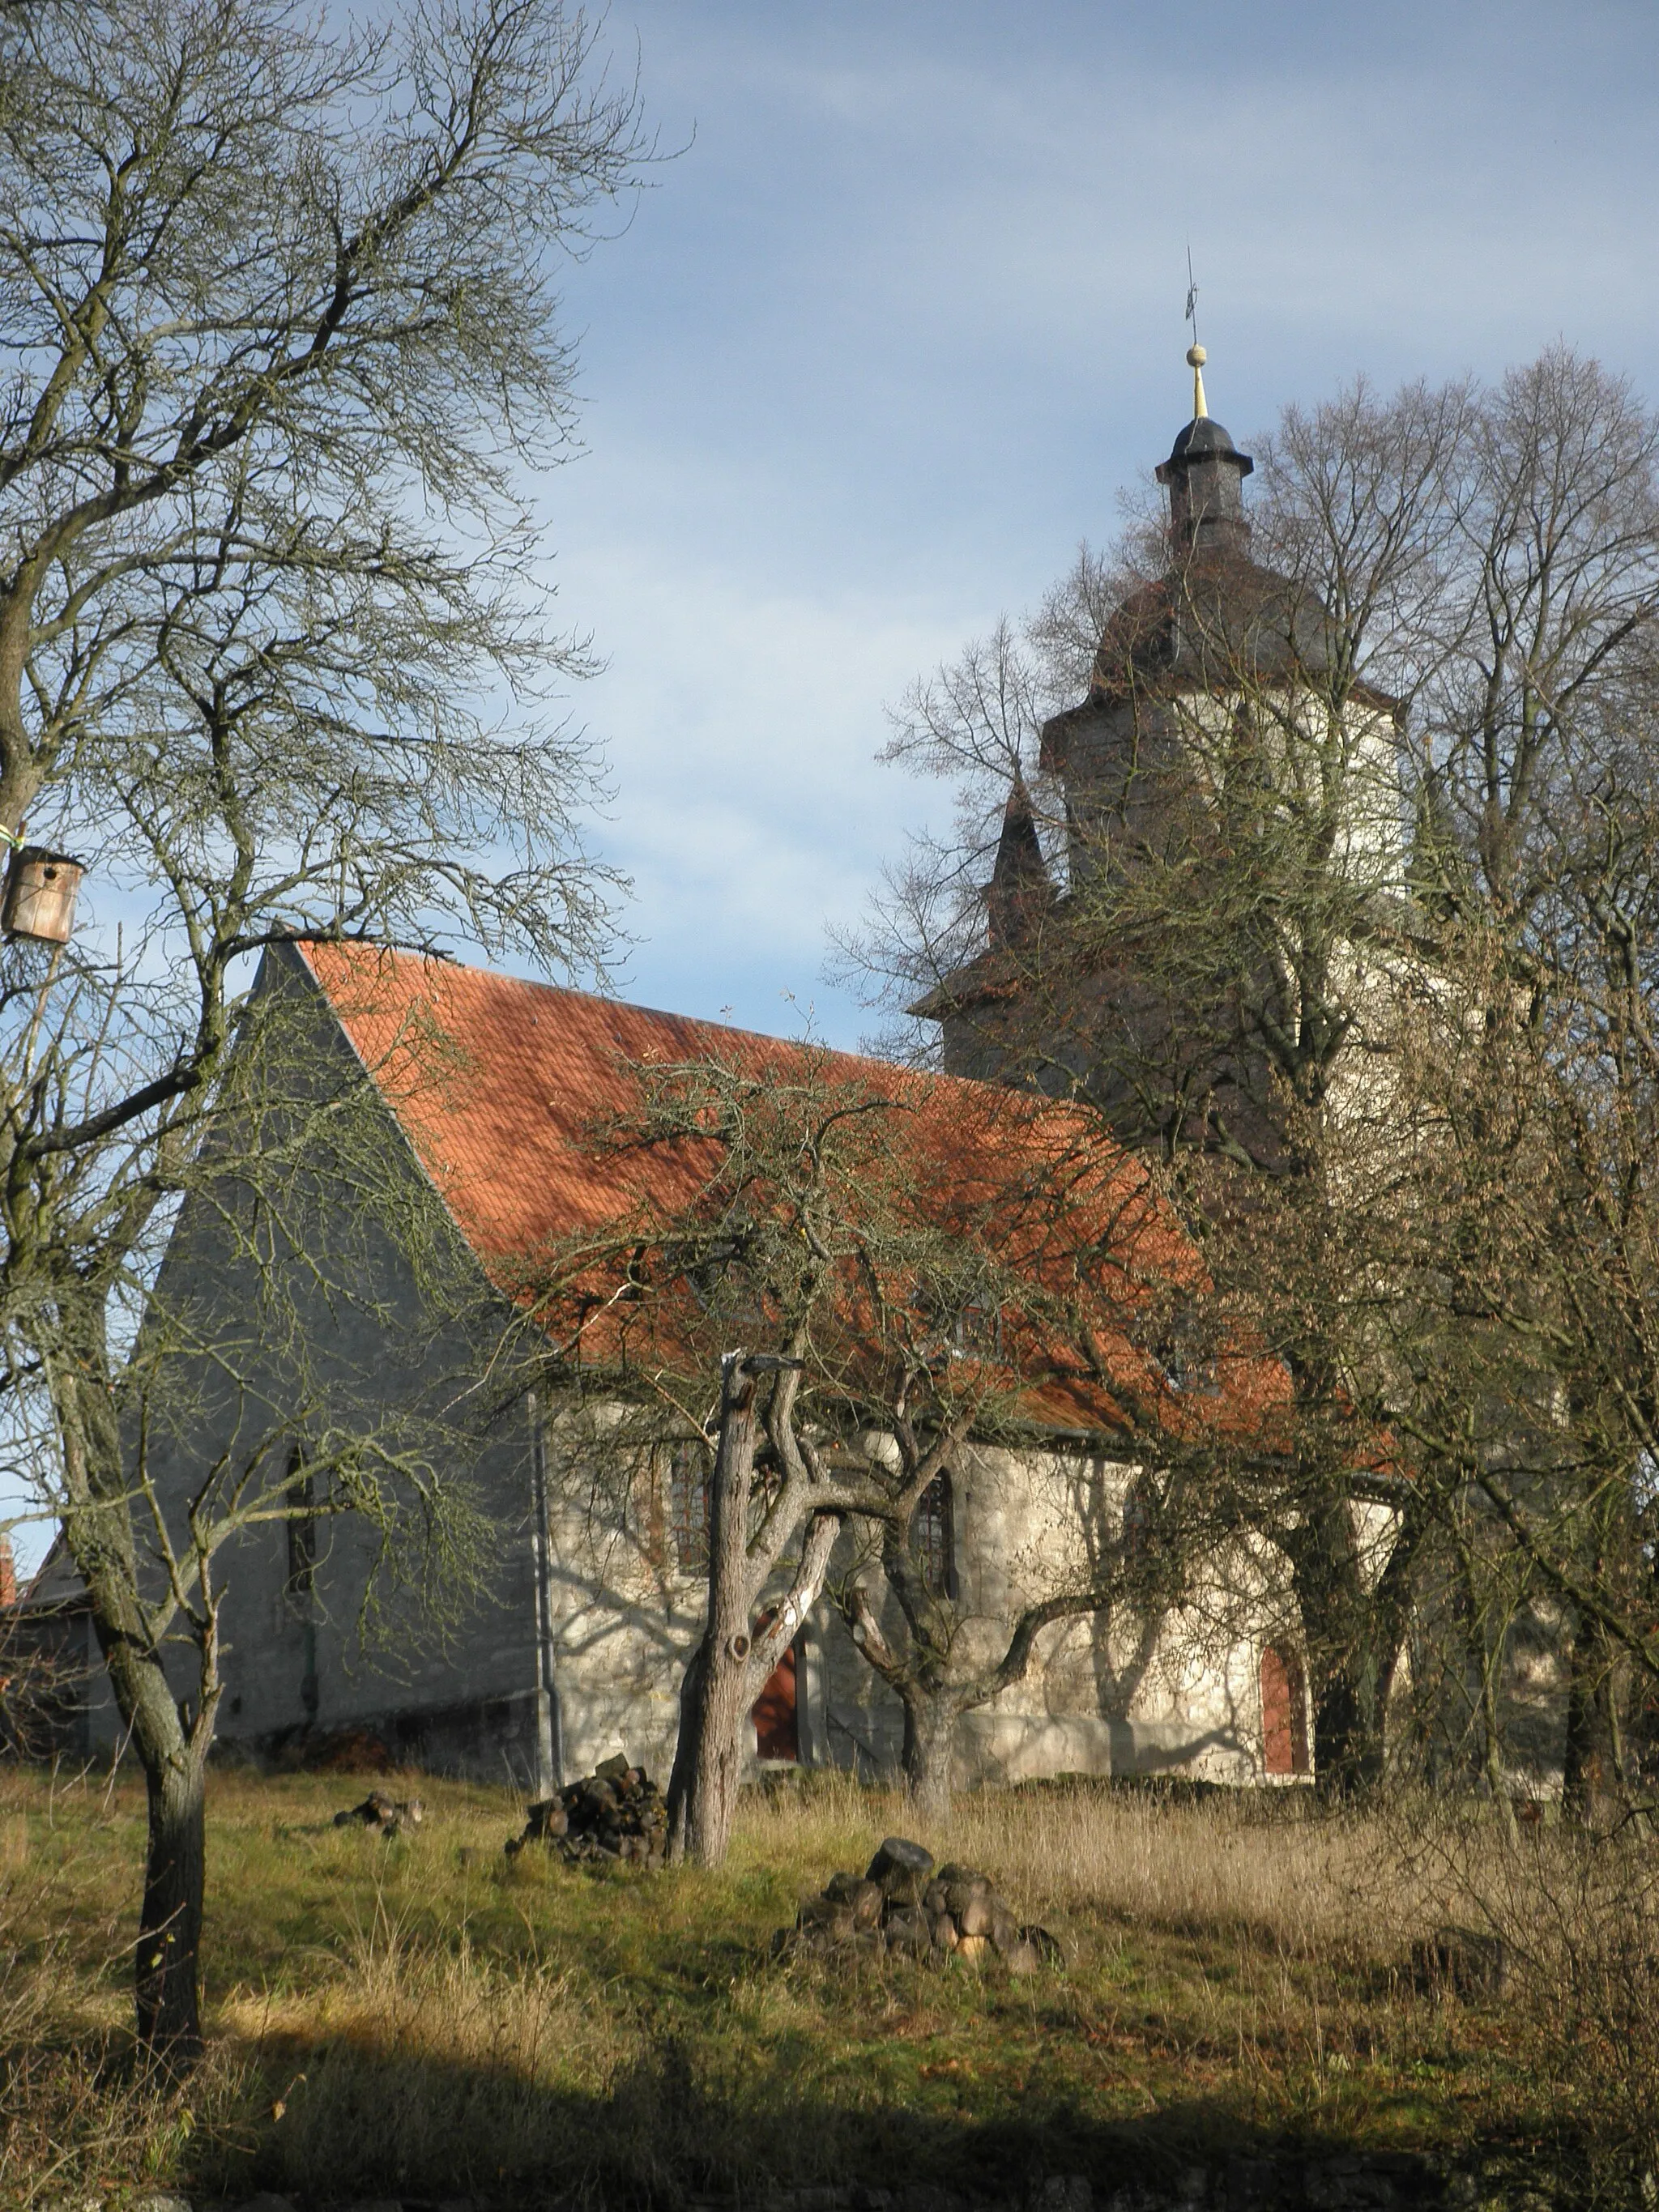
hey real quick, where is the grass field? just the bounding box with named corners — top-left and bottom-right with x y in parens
top-left (0, 1763), bottom-right (1642, 2208)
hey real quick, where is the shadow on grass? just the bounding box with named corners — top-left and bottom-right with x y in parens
top-left (211, 2028), bottom-right (1458, 2208)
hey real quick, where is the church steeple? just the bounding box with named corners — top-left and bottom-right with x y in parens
top-left (1155, 343), bottom-right (1253, 559)
top-left (985, 771), bottom-right (1056, 949)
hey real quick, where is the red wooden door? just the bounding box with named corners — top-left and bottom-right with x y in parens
top-left (1260, 1643), bottom-right (1310, 1777)
top-left (751, 1625), bottom-right (799, 1762)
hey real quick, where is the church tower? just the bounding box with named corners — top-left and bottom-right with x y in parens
top-left (1154, 343), bottom-right (1253, 557)
top-left (917, 347), bottom-right (1405, 1160)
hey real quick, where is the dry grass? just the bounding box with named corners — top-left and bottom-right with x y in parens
top-left (0, 1766), bottom-right (1625, 2207)
top-left (926, 1782), bottom-right (1410, 1936)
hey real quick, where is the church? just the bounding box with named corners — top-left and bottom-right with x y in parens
top-left (19, 354), bottom-right (1350, 1796)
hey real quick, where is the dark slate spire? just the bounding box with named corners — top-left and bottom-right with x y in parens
top-left (985, 772), bottom-right (1056, 949)
top-left (1154, 343), bottom-right (1254, 559)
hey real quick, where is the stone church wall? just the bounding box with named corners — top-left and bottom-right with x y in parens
top-left (804, 1442), bottom-right (1267, 1789)
top-left (537, 1427), bottom-right (1276, 1792)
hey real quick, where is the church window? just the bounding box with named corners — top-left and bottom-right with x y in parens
top-left (669, 1445), bottom-right (710, 1574)
top-left (284, 1456), bottom-right (316, 1605)
top-left (914, 1473), bottom-right (955, 1599)
top-left (750, 1609), bottom-right (799, 1762)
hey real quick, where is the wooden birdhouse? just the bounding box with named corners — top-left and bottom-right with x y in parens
top-left (2, 846), bottom-right (83, 945)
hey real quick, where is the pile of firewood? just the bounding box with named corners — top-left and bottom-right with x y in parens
top-left (332, 1789), bottom-right (424, 1839)
top-left (505, 1752), bottom-right (668, 1868)
top-left (778, 1836), bottom-right (1063, 1974)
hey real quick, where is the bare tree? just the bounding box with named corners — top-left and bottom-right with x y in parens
top-left (1350, 353), bottom-right (1659, 1818)
top-left (849, 381), bottom-right (1469, 1789)
top-left (660, 1346), bottom-right (842, 1865)
top-left (855, 347), bottom-right (1659, 1806)
top-left (522, 1042), bottom-right (1241, 1842)
top-left (0, 0), bottom-right (646, 2056)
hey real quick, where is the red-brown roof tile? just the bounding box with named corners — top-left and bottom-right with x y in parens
top-left (299, 944), bottom-right (1011, 1264)
top-left (298, 944), bottom-right (1283, 1445)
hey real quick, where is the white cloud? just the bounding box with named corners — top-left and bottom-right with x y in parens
top-left (560, 522), bottom-right (967, 1036)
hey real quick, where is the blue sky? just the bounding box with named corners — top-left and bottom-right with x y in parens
top-left (535, 0), bottom-right (1656, 1049)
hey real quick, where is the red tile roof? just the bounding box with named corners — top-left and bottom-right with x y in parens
top-left (298, 944), bottom-right (1279, 1443)
top-left (299, 944), bottom-right (990, 1264)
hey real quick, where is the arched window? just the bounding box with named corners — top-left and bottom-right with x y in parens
top-left (915, 1473), bottom-right (954, 1600)
top-left (1260, 1643), bottom-right (1310, 1778)
top-left (1122, 1474), bottom-right (1154, 1569)
top-left (668, 1446), bottom-right (710, 1574)
top-left (284, 1450), bottom-right (316, 1607)
top-left (750, 1608), bottom-right (799, 1762)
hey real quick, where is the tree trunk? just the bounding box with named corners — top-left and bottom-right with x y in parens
top-left (1308, 1664), bottom-right (1383, 1796)
top-left (59, 1362), bottom-right (214, 2062)
top-left (1452, 1522), bottom-right (1520, 1843)
top-left (85, 1600), bottom-right (211, 2063)
top-left (663, 1638), bottom-right (706, 1859)
top-left (1286, 1505), bottom-right (1389, 1798)
top-left (137, 1739), bottom-right (207, 2061)
top-left (1473, 1612), bottom-right (1520, 1843)
top-left (901, 1690), bottom-right (956, 1825)
top-left (1563, 1609), bottom-right (1619, 1829)
top-left (666, 1353), bottom-right (761, 1869)
top-left (82, 1589), bottom-right (211, 2061)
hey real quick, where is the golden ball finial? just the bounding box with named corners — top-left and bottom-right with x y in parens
top-left (1186, 340), bottom-right (1209, 421)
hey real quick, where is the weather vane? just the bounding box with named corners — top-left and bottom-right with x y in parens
top-left (1183, 244), bottom-right (1208, 420)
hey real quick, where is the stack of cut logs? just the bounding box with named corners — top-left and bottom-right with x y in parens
top-left (333, 1789), bottom-right (423, 1839)
top-left (505, 1752), bottom-right (668, 1867)
top-left (779, 1837), bottom-right (1062, 1974)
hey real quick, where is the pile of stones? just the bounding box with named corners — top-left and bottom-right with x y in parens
top-left (779, 1835), bottom-right (1061, 1974)
top-left (332, 1789), bottom-right (423, 1839)
top-left (505, 1751), bottom-right (669, 1867)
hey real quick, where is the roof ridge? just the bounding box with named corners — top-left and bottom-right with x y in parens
top-left (296, 940), bottom-right (1032, 1105)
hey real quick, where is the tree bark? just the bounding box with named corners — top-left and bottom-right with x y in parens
top-left (136, 1737), bottom-right (208, 2061)
top-left (1563, 1609), bottom-right (1619, 1829)
top-left (1451, 1517), bottom-right (1520, 1843)
top-left (60, 1355), bottom-right (214, 2061)
top-left (901, 1690), bottom-right (957, 1824)
top-left (667, 1352), bottom-right (761, 1868)
top-left (1286, 1503), bottom-right (1389, 1798)
top-left (1308, 1666), bottom-right (1382, 1796)
top-left (79, 1562), bottom-right (211, 2061)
